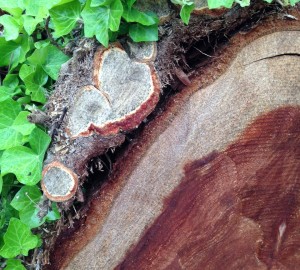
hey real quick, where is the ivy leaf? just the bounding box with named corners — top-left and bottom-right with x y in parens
top-left (0, 127), bottom-right (51, 185)
top-left (108, 0), bottom-right (123, 31)
top-left (122, 4), bottom-right (158, 26)
top-left (180, 4), bottom-right (195, 25)
top-left (3, 74), bottom-right (19, 89)
top-left (0, 218), bottom-right (39, 258)
top-left (0, 175), bottom-right (2, 194)
top-left (11, 185), bottom-right (44, 228)
top-left (54, 0), bottom-right (78, 5)
top-left (19, 64), bottom-right (48, 103)
top-left (11, 186), bottom-right (41, 211)
top-left (23, 0), bottom-right (60, 17)
top-left (290, 0), bottom-right (300, 5)
top-left (81, 0), bottom-right (123, 47)
top-left (29, 127), bottom-right (51, 155)
top-left (4, 259), bottom-right (26, 270)
top-left (0, 147), bottom-right (41, 185)
top-left (0, 35), bottom-right (31, 70)
top-left (0, 99), bottom-right (27, 150)
top-left (34, 40), bottom-right (50, 49)
top-left (46, 202), bottom-right (61, 221)
top-left (0, 0), bottom-right (24, 17)
top-left (235, 0), bottom-right (250, 6)
top-left (22, 15), bottom-right (43, 35)
top-left (27, 44), bottom-right (70, 80)
top-left (0, 87), bottom-right (16, 102)
top-left (127, 0), bottom-right (136, 8)
top-left (0, 174), bottom-right (16, 198)
top-left (0, 15), bottom-right (22, 41)
top-left (129, 23), bottom-right (158, 42)
top-left (91, 0), bottom-right (114, 6)
top-left (207, 0), bottom-right (234, 8)
top-left (19, 207), bottom-right (45, 228)
top-left (0, 196), bottom-right (18, 232)
top-left (50, 0), bottom-right (81, 37)
top-left (12, 111), bottom-right (36, 136)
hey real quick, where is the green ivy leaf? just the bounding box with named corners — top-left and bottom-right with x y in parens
top-left (16, 95), bottom-right (32, 105)
top-left (46, 202), bottom-right (61, 221)
top-left (0, 174), bottom-right (17, 198)
top-left (11, 186), bottom-right (41, 212)
top-left (290, 0), bottom-right (300, 5)
top-left (50, 0), bottom-right (81, 37)
top-left (34, 40), bottom-right (51, 49)
top-left (81, 0), bottom-right (123, 47)
top-left (0, 147), bottom-right (40, 185)
top-left (1, 127), bottom-right (51, 185)
top-left (126, 0), bottom-right (136, 8)
top-left (12, 111), bottom-right (36, 136)
top-left (4, 259), bottom-right (26, 270)
top-left (235, 0), bottom-right (250, 6)
top-left (108, 0), bottom-right (123, 31)
top-left (207, 0), bottom-right (234, 8)
top-left (0, 175), bottom-right (2, 194)
top-left (0, 15), bottom-right (22, 41)
top-left (129, 23), bottom-right (158, 42)
top-left (0, 218), bottom-right (39, 258)
top-left (22, 15), bottom-right (43, 35)
top-left (53, 0), bottom-right (76, 6)
top-left (0, 0), bottom-right (24, 17)
top-left (19, 64), bottom-right (48, 103)
top-left (91, 0), bottom-right (113, 6)
top-left (11, 185), bottom-right (45, 228)
top-left (0, 99), bottom-right (35, 150)
top-left (122, 4), bottom-right (158, 26)
top-left (180, 4), bottom-right (195, 25)
top-left (0, 196), bottom-right (18, 231)
top-left (0, 35), bottom-right (31, 70)
top-left (0, 87), bottom-right (16, 102)
top-left (3, 74), bottom-right (19, 89)
top-left (23, 0), bottom-right (60, 17)
top-left (27, 44), bottom-right (70, 80)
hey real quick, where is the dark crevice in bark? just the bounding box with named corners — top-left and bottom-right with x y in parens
top-left (244, 52), bottom-right (300, 66)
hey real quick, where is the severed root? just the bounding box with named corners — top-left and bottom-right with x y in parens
top-left (42, 162), bottom-right (78, 202)
top-left (41, 42), bottom-right (160, 202)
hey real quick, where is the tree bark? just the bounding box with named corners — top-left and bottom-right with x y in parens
top-left (46, 6), bottom-right (300, 270)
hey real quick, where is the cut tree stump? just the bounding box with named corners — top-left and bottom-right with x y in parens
top-left (41, 43), bottom-right (160, 202)
top-left (47, 11), bottom-right (300, 270)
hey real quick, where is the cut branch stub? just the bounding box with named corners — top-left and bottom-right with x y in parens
top-left (66, 43), bottom-right (160, 138)
top-left (41, 161), bottom-right (78, 202)
top-left (126, 41), bottom-right (157, 63)
top-left (67, 85), bottom-right (113, 138)
top-left (88, 43), bottom-right (160, 137)
top-left (41, 42), bottom-right (159, 202)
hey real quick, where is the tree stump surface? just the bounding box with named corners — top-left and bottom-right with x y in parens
top-left (48, 11), bottom-right (300, 270)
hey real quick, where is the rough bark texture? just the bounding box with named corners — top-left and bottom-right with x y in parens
top-left (46, 8), bottom-right (300, 270)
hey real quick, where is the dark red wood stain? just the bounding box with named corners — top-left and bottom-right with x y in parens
top-left (116, 107), bottom-right (300, 270)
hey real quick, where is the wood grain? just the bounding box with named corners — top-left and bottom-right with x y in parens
top-left (48, 15), bottom-right (300, 270)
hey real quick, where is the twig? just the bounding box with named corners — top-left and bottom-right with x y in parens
top-left (45, 16), bottom-right (65, 54)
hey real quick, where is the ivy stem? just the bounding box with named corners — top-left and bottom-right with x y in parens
top-left (45, 16), bottom-right (66, 54)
